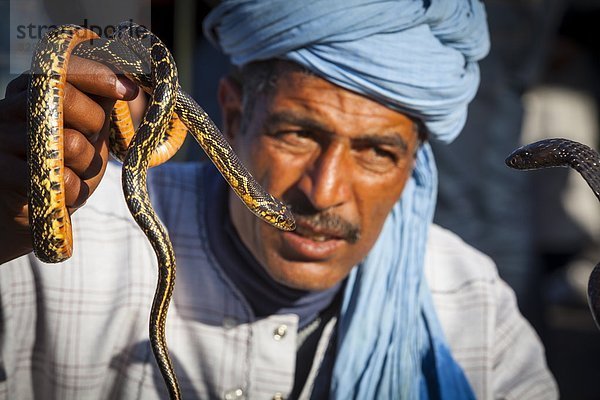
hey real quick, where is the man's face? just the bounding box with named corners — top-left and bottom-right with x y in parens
top-left (220, 63), bottom-right (419, 291)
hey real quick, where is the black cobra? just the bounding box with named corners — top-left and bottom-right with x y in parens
top-left (506, 138), bottom-right (600, 329)
top-left (27, 22), bottom-right (296, 399)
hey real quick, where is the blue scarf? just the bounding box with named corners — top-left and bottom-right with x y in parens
top-left (334, 145), bottom-right (474, 399)
top-left (204, 1), bottom-right (489, 398)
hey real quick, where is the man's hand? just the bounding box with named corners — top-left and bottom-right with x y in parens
top-left (0, 56), bottom-right (139, 264)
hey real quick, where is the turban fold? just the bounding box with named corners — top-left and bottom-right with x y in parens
top-left (204, 1), bottom-right (489, 399)
top-left (204, 0), bottom-right (489, 143)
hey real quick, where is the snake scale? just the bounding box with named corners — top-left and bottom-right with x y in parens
top-left (27, 22), bottom-right (295, 399)
top-left (506, 138), bottom-right (600, 329)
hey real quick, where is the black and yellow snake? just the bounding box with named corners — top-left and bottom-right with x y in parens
top-left (27, 22), bottom-right (295, 399)
top-left (506, 138), bottom-right (600, 330)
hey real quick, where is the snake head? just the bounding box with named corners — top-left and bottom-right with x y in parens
top-left (254, 196), bottom-right (296, 232)
top-left (505, 148), bottom-right (536, 170)
top-left (506, 138), bottom-right (581, 171)
top-left (505, 139), bottom-right (568, 171)
top-left (274, 210), bottom-right (297, 232)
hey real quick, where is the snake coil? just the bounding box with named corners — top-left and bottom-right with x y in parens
top-left (27, 22), bottom-right (295, 399)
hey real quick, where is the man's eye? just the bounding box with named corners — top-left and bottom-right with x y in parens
top-left (356, 146), bottom-right (399, 171)
top-left (373, 147), bottom-right (396, 160)
top-left (272, 130), bottom-right (314, 145)
top-left (369, 146), bottom-right (397, 161)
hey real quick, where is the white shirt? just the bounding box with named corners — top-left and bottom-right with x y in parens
top-left (0, 162), bottom-right (558, 399)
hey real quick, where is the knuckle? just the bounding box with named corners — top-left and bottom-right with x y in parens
top-left (66, 55), bottom-right (91, 77)
top-left (68, 56), bottom-right (123, 100)
top-left (62, 84), bottom-right (77, 114)
top-left (63, 168), bottom-right (88, 209)
top-left (63, 130), bottom-right (88, 155)
top-left (63, 167), bottom-right (80, 192)
top-left (63, 85), bottom-right (107, 136)
top-left (90, 107), bottom-right (108, 135)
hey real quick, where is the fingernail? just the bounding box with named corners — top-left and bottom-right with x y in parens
top-left (116, 76), bottom-right (138, 99)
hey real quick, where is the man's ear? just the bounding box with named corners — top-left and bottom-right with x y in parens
top-left (217, 76), bottom-right (243, 142)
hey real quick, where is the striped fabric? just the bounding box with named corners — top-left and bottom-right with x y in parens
top-left (0, 161), bottom-right (557, 399)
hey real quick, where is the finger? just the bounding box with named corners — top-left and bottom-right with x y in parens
top-left (63, 166), bottom-right (89, 209)
top-left (63, 110), bottom-right (110, 210)
top-left (0, 153), bottom-right (27, 196)
top-left (0, 91), bottom-right (27, 121)
top-left (63, 82), bottom-right (110, 138)
top-left (5, 72), bottom-right (29, 97)
top-left (0, 121), bottom-right (27, 157)
top-left (79, 115), bottom-right (111, 197)
top-left (68, 55), bottom-right (139, 101)
top-left (30, 128), bottom-right (109, 212)
top-left (63, 128), bottom-right (104, 179)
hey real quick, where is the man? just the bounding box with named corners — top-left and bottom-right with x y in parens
top-left (0, 1), bottom-right (557, 399)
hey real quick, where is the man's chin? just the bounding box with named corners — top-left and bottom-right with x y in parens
top-left (256, 227), bottom-right (354, 291)
top-left (263, 254), bottom-right (349, 292)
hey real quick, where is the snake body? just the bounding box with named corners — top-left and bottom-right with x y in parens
top-left (506, 138), bottom-right (600, 329)
top-left (27, 22), bottom-right (295, 399)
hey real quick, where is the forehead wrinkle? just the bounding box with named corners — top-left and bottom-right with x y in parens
top-left (264, 109), bottom-right (333, 135)
top-left (266, 72), bottom-right (417, 146)
top-left (276, 69), bottom-right (391, 119)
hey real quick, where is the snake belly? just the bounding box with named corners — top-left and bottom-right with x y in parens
top-left (27, 21), bottom-right (296, 400)
top-left (506, 138), bottom-right (600, 329)
top-left (27, 26), bottom-right (100, 262)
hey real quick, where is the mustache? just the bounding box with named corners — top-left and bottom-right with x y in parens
top-left (287, 202), bottom-right (361, 244)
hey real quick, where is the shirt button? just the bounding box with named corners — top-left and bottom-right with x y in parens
top-left (223, 387), bottom-right (244, 400)
top-left (222, 317), bottom-right (237, 329)
top-left (273, 324), bottom-right (288, 340)
top-left (272, 393), bottom-right (285, 400)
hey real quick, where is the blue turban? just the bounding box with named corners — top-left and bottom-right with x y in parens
top-left (204, 1), bottom-right (489, 399)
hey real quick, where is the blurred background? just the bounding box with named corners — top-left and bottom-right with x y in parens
top-left (431, 1), bottom-right (600, 399)
top-left (1, 0), bottom-right (599, 398)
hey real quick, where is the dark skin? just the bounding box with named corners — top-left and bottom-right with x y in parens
top-left (0, 59), bottom-right (419, 295)
top-left (0, 56), bottom-right (139, 264)
top-left (220, 62), bottom-right (419, 291)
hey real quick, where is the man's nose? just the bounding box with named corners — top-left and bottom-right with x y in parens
top-left (298, 142), bottom-right (352, 211)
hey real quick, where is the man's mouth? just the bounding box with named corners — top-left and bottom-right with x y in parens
top-left (274, 205), bottom-right (361, 261)
top-left (293, 223), bottom-right (343, 242)
top-left (280, 229), bottom-right (344, 261)
top-left (306, 235), bottom-right (331, 242)
top-left (278, 219), bottom-right (356, 261)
